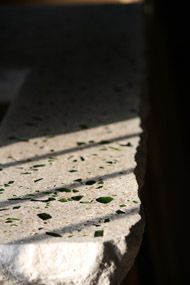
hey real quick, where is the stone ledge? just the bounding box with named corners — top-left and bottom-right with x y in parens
top-left (0, 4), bottom-right (145, 284)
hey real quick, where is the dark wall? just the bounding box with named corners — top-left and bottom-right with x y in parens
top-left (144, 1), bottom-right (189, 284)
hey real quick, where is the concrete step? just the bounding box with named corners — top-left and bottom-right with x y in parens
top-left (0, 4), bottom-right (146, 285)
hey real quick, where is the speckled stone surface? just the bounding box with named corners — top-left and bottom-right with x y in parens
top-left (0, 4), bottom-right (145, 285)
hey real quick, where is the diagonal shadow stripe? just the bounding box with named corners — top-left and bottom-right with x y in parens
top-left (0, 167), bottom-right (134, 209)
top-left (6, 206), bottom-right (139, 244)
top-left (1, 132), bottom-right (139, 169)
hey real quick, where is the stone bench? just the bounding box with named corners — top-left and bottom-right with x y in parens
top-left (0, 3), bottom-right (146, 285)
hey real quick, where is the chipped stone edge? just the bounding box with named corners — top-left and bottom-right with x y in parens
top-left (0, 90), bottom-right (148, 285)
top-left (0, 95), bottom-right (148, 285)
top-left (0, 79), bottom-right (148, 285)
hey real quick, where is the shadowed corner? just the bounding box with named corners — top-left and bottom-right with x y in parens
top-left (0, 103), bottom-right (9, 122)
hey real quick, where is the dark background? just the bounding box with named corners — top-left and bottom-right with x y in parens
top-left (136, 1), bottom-right (189, 284)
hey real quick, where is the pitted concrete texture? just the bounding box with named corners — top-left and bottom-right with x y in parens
top-left (0, 4), bottom-right (145, 285)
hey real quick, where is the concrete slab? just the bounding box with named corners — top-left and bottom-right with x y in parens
top-left (0, 4), bottom-right (146, 285)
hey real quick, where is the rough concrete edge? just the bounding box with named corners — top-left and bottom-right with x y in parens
top-left (0, 243), bottom-right (100, 285)
top-left (0, 85), bottom-right (149, 285)
top-left (94, 81), bottom-right (149, 285)
top-left (0, 72), bottom-right (149, 285)
top-left (0, 115), bottom-right (148, 285)
top-left (117, 81), bottom-right (150, 284)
